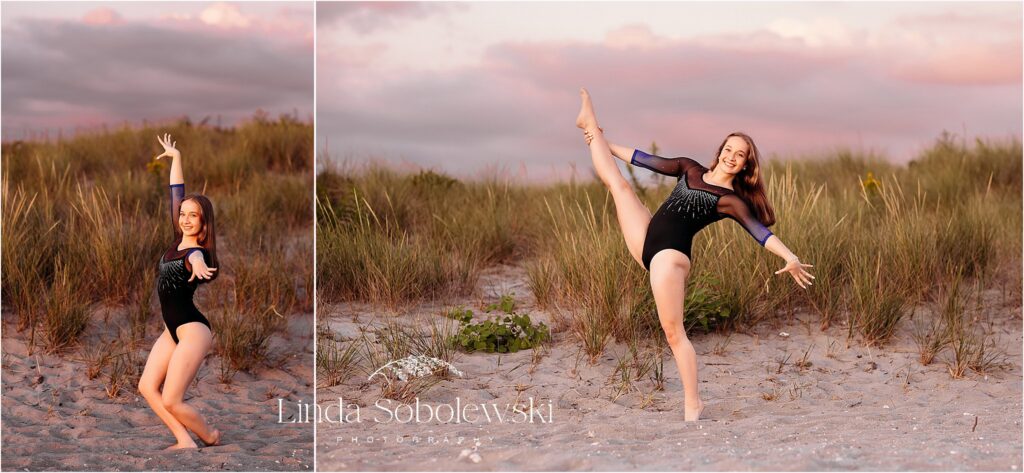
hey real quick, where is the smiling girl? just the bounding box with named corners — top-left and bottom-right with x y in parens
top-left (576, 88), bottom-right (815, 421)
top-left (137, 133), bottom-right (222, 449)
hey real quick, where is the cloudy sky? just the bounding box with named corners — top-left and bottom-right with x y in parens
top-left (318, 1), bottom-right (1022, 182)
top-left (1, 1), bottom-right (313, 141)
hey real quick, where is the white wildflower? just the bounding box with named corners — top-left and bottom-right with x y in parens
top-left (367, 355), bottom-right (464, 382)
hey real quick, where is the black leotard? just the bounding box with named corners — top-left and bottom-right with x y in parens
top-left (157, 183), bottom-right (212, 344)
top-left (631, 150), bottom-right (774, 270)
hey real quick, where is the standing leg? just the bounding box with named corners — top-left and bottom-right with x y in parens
top-left (648, 249), bottom-right (705, 421)
top-left (161, 322), bottom-right (220, 447)
top-left (576, 88), bottom-right (652, 266)
top-left (138, 329), bottom-right (196, 448)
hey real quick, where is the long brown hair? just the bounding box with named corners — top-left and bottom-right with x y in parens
top-left (181, 193), bottom-right (219, 281)
top-left (708, 132), bottom-right (776, 227)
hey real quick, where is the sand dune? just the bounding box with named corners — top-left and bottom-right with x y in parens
top-left (318, 264), bottom-right (1022, 471)
top-left (1, 311), bottom-right (314, 471)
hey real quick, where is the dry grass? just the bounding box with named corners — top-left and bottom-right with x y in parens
top-left (316, 306), bottom-right (468, 402)
top-left (317, 132), bottom-right (1020, 366)
top-left (2, 113), bottom-right (312, 381)
top-left (316, 322), bottom-right (360, 388)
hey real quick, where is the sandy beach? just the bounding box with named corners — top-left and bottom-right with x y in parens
top-left (1, 310), bottom-right (314, 472)
top-left (318, 264), bottom-right (1022, 471)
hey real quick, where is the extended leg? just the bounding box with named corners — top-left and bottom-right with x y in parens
top-left (576, 88), bottom-right (652, 266)
top-left (648, 249), bottom-right (705, 421)
top-left (161, 323), bottom-right (220, 447)
top-left (583, 130), bottom-right (639, 165)
top-left (138, 329), bottom-right (196, 448)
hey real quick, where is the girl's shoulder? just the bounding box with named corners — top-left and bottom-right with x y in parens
top-left (164, 240), bottom-right (209, 263)
top-left (680, 156), bottom-right (704, 168)
top-left (183, 246), bottom-right (210, 263)
top-left (181, 246), bottom-right (213, 278)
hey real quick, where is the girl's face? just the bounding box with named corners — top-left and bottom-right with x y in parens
top-left (179, 199), bottom-right (204, 238)
top-left (719, 136), bottom-right (750, 175)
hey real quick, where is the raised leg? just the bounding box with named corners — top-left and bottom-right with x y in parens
top-left (648, 249), bottom-right (705, 421)
top-left (138, 329), bottom-right (196, 448)
top-left (576, 88), bottom-right (652, 266)
top-left (161, 322), bottom-right (220, 447)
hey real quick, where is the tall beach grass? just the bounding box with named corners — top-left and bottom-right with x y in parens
top-left (1, 113), bottom-right (312, 387)
top-left (316, 132), bottom-right (1020, 373)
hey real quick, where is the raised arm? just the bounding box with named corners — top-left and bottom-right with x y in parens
top-left (155, 133), bottom-right (183, 235)
top-left (581, 130), bottom-right (700, 176)
top-left (629, 149), bottom-right (703, 178)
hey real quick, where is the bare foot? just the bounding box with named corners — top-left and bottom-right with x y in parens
top-left (576, 87), bottom-right (600, 132)
top-left (684, 399), bottom-right (705, 422)
top-left (164, 441), bottom-right (198, 450)
top-left (200, 428), bottom-right (221, 447)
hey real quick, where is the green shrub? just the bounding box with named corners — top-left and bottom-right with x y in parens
top-left (484, 293), bottom-right (517, 314)
top-left (451, 310), bottom-right (549, 354)
top-left (683, 272), bottom-right (736, 332)
top-left (410, 169), bottom-right (461, 190)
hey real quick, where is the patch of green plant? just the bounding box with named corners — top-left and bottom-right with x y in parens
top-left (450, 309), bottom-right (549, 354)
top-left (684, 272), bottom-right (736, 332)
top-left (484, 293), bottom-right (516, 314)
top-left (443, 305), bottom-right (474, 324)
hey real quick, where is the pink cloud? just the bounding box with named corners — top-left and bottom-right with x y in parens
top-left (878, 10), bottom-right (1022, 86)
top-left (891, 40), bottom-right (1022, 86)
top-left (604, 24), bottom-right (668, 50)
top-left (481, 30), bottom-right (852, 101)
top-left (319, 42), bottom-right (388, 69)
top-left (317, 2), bottom-right (460, 34)
top-left (187, 3), bottom-right (311, 41)
top-left (199, 2), bottom-right (251, 29)
top-left (3, 5), bottom-right (312, 141)
top-left (82, 7), bottom-right (123, 25)
top-left (149, 4), bottom-right (310, 49)
top-left (893, 11), bottom-right (1020, 33)
top-left (317, 8), bottom-right (1021, 179)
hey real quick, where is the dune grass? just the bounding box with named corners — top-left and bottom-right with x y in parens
top-left (316, 313), bottom-right (462, 403)
top-left (316, 131), bottom-right (1021, 380)
top-left (1, 113), bottom-right (312, 390)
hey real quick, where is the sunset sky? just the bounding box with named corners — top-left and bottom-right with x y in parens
top-left (1, 1), bottom-right (313, 141)
top-left (318, 1), bottom-right (1022, 182)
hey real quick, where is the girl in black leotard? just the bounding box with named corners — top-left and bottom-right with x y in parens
top-left (575, 88), bottom-right (815, 422)
top-left (628, 149), bottom-right (775, 271)
top-left (158, 182), bottom-right (219, 344)
top-left (137, 133), bottom-right (222, 450)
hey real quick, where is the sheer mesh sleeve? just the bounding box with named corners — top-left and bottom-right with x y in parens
top-left (630, 149), bottom-right (701, 178)
top-left (170, 183), bottom-right (184, 236)
top-left (183, 247), bottom-right (211, 272)
top-left (718, 193), bottom-right (774, 246)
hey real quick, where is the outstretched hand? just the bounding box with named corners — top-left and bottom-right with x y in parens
top-left (188, 264), bottom-right (217, 283)
top-left (155, 133), bottom-right (180, 160)
top-left (775, 258), bottom-right (815, 289)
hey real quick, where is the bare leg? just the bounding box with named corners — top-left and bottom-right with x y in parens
top-left (576, 88), bottom-right (652, 265)
top-left (649, 249), bottom-right (705, 421)
top-left (161, 323), bottom-right (220, 448)
top-left (582, 129), bottom-right (645, 164)
top-left (138, 330), bottom-right (197, 449)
